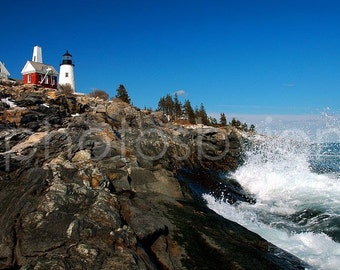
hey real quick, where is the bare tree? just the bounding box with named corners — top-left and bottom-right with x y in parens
top-left (60, 83), bottom-right (74, 95)
top-left (88, 89), bottom-right (109, 100)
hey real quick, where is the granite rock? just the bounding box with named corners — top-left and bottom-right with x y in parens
top-left (0, 84), bottom-right (312, 269)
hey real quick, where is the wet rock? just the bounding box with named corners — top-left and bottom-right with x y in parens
top-left (176, 169), bottom-right (256, 204)
top-left (152, 169), bottom-right (183, 199)
top-left (128, 167), bottom-right (182, 198)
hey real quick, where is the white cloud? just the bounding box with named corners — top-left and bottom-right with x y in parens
top-left (173, 90), bottom-right (187, 96)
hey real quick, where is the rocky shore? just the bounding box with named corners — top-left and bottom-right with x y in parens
top-left (0, 83), bottom-right (311, 269)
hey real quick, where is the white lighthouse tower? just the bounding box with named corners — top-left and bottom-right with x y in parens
top-left (32, 45), bottom-right (43, 63)
top-left (59, 50), bottom-right (75, 92)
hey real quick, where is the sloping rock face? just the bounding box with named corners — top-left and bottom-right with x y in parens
top-left (0, 84), bottom-right (311, 269)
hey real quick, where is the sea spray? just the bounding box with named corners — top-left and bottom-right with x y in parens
top-left (203, 136), bottom-right (340, 270)
top-left (203, 194), bottom-right (340, 270)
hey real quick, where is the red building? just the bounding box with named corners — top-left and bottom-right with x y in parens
top-left (21, 61), bottom-right (58, 89)
top-left (21, 46), bottom-right (58, 89)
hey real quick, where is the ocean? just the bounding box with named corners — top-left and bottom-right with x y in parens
top-left (204, 135), bottom-right (340, 270)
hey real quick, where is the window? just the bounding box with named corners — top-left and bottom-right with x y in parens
top-left (27, 74), bottom-right (31, 83)
top-left (65, 72), bottom-right (69, 77)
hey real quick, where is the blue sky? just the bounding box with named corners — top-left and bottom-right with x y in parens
top-left (2, 0), bottom-right (340, 122)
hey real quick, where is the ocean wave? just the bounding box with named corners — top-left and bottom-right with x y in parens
top-left (203, 137), bottom-right (340, 270)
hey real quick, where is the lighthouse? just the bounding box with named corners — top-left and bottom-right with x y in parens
top-left (59, 50), bottom-right (75, 92)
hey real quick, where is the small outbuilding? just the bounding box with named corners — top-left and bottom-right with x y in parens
top-left (0, 61), bottom-right (10, 80)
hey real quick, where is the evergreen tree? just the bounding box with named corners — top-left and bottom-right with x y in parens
top-left (183, 99), bottom-right (195, 124)
top-left (249, 124), bottom-right (256, 132)
top-left (173, 93), bottom-right (182, 120)
top-left (164, 94), bottom-right (174, 116)
top-left (115, 84), bottom-right (131, 104)
top-left (241, 122), bottom-right (248, 131)
top-left (194, 106), bottom-right (199, 121)
top-left (230, 118), bottom-right (242, 129)
top-left (220, 113), bottom-right (227, 126)
top-left (196, 103), bottom-right (209, 125)
top-left (157, 96), bottom-right (166, 112)
top-left (209, 117), bottom-right (218, 125)
top-left (157, 94), bottom-right (175, 117)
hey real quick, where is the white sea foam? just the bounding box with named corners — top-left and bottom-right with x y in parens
top-left (203, 136), bottom-right (340, 270)
top-left (204, 194), bottom-right (340, 270)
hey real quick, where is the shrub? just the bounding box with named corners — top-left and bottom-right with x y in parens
top-left (60, 83), bottom-right (74, 95)
top-left (88, 89), bottom-right (109, 100)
